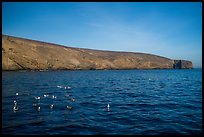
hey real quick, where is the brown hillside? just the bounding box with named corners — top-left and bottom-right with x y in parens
top-left (2, 35), bottom-right (193, 70)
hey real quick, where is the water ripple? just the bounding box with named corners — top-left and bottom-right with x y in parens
top-left (2, 69), bottom-right (202, 135)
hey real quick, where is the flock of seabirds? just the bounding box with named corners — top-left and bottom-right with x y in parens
top-left (13, 85), bottom-right (110, 112)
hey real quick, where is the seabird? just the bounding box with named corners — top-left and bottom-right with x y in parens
top-left (65, 94), bottom-right (70, 97)
top-left (14, 100), bottom-right (17, 104)
top-left (13, 104), bottom-right (18, 111)
top-left (67, 86), bottom-right (71, 89)
top-left (44, 94), bottom-right (49, 97)
top-left (71, 98), bottom-right (76, 102)
top-left (67, 106), bottom-right (72, 110)
top-left (35, 96), bottom-right (41, 100)
top-left (33, 103), bottom-right (37, 107)
top-left (37, 106), bottom-right (41, 111)
top-left (107, 104), bottom-right (110, 111)
top-left (50, 104), bottom-right (54, 109)
top-left (52, 95), bottom-right (57, 99)
top-left (65, 86), bottom-right (71, 89)
top-left (57, 85), bottom-right (63, 88)
top-left (16, 93), bottom-right (19, 96)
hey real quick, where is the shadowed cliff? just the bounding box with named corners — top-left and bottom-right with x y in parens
top-left (2, 35), bottom-right (193, 71)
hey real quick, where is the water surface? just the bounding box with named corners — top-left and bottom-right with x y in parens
top-left (2, 69), bottom-right (202, 135)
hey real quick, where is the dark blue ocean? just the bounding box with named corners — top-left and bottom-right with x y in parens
top-left (2, 69), bottom-right (202, 135)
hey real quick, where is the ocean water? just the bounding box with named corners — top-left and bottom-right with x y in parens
top-left (2, 69), bottom-right (202, 135)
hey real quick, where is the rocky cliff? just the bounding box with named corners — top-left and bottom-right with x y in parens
top-left (2, 35), bottom-right (193, 71)
top-left (173, 60), bottom-right (193, 69)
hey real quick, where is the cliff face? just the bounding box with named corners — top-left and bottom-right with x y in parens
top-left (173, 60), bottom-right (193, 69)
top-left (2, 35), bottom-right (193, 70)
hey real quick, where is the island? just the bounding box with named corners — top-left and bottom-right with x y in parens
top-left (2, 34), bottom-right (193, 71)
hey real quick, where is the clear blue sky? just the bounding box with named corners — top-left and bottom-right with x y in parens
top-left (2, 2), bottom-right (202, 68)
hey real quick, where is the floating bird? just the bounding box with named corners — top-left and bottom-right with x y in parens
top-left (35, 96), bottom-right (41, 100)
top-left (44, 94), bottom-right (49, 97)
top-left (50, 104), bottom-right (54, 109)
top-left (37, 106), bottom-right (41, 111)
top-left (65, 86), bottom-right (71, 89)
top-left (67, 86), bottom-right (71, 89)
top-left (67, 106), bottom-right (72, 110)
top-left (57, 85), bottom-right (63, 88)
top-left (13, 100), bottom-right (17, 108)
top-left (13, 105), bottom-right (18, 111)
top-left (107, 104), bottom-right (110, 111)
top-left (71, 98), bottom-right (76, 102)
top-left (52, 95), bottom-right (57, 99)
top-left (14, 100), bottom-right (17, 104)
top-left (13, 102), bottom-right (18, 111)
top-left (32, 103), bottom-right (37, 107)
top-left (65, 94), bottom-right (70, 97)
top-left (16, 93), bottom-right (19, 96)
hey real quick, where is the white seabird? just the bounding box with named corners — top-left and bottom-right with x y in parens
top-left (35, 96), bottom-right (41, 100)
top-left (37, 106), bottom-right (41, 111)
top-left (44, 94), bottom-right (49, 97)
top-left (14, 100), bottom-right (17, 104)
top-left (71, 98), bottom-right (76, 102)
top-left (13, 104), bottom-right (18, 111)
top-left (65, 86), bottom-right (71, 89)
top-left (33, 103), bottom-right (37, 107)
top-left (67, 86), bottom-right (71, 89)
top-left (57, 85), bottom-right (63, 88)
top-left (52, 95), bottom-right (57, 99)
top-left (65, 94), bottom-right (70, 97)
top-left (107, 104), bottom-right (110, 111)
top-left (50, 104), bottom-right (54, 109)
top-left (16, 93), bottom-right (19, 96)
top-left (67, 106), bottom-right (72, 110)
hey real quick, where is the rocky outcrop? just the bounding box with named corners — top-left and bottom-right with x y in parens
top-left (173, 60), bottom-right (193, 69)
top-left (2, 35), bottom-right (193, 71)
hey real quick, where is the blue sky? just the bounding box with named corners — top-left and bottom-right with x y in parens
top-left (2, 2), bottom-right (202, 68)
